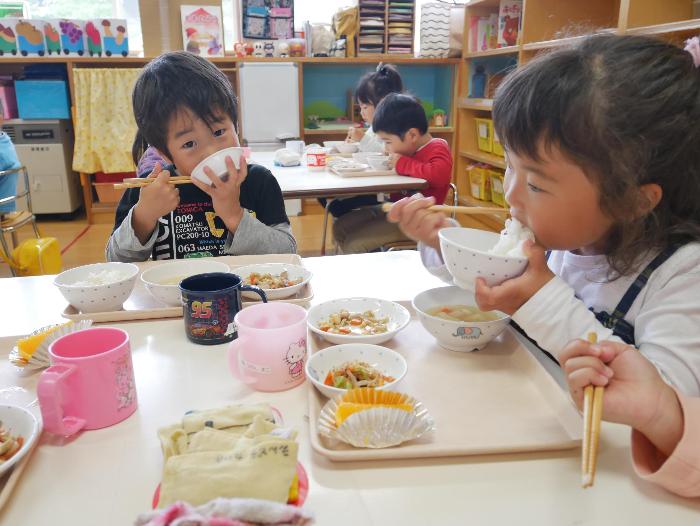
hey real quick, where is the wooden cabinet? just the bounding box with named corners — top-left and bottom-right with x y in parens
top-left (455, 0), bottom-right (700, 231)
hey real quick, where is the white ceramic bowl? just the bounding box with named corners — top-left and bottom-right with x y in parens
top-left (191, 146), bottom-right (244, 186)
top-left (305, 343), bottom-right (407, 398)
top-left (367, 155), bottom-right (391, 171)
top-left (323, 140), bottom-right (345, 152)
top-left (0, 404), bottom-right (41, 477)
top-left (352, 152), bottom-right (371, 164)
top-left (140, 260), bottom-right (231, 306)
top-left (335, 142), bottom-right (360, 154)
top-left (438, 227), bottom-right (528, 290)
top-left (308, 297), bottom-right (410, 345)
top-left (54, 262), bottom-right (139, 313)
top-left (412, 286), bottom-right (510, 352)
top-left (235, 262), bottom-right (312, 300)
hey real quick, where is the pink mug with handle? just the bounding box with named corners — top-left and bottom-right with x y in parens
top-left (38, 327), bottom-right (137, 436)
top-left (228, 302), bottom-right (308, 392)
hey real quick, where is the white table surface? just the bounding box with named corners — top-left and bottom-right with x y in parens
top-left (251, 151), bottom-right (427, 199)
top-left (1, 252), bottom-right (699, 525)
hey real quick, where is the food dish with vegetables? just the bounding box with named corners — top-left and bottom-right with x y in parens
top-left (323, 360), bottom-right (395, 390)
top-left (244, 271), bottom-right (302, 290)
top-left (318, 310), bottom-right (389, 335)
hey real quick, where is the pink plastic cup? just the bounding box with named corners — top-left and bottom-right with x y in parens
top-left (228, 302), bottom-right (308, 392)
top-left (38, 327), bottom-right (138, 436)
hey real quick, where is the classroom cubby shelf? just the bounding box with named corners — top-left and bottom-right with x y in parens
top-left (455, 0), bottom-right (699, 230)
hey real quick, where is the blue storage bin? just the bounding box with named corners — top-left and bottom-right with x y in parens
top-left (15, 80), bottom-right (70, 119)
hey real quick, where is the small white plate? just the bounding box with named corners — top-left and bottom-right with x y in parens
top-left (332, 163), bottom-right (369, 173)
top-left (305, 343), bottom-right (407, 398)
top-left (0, 405), bottom-right (41, 478)
top-left (235, 263), bottom-right (312, 300)
top-left (308, 297), bottom-right (410, 345)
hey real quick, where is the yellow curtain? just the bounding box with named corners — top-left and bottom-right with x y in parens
top-left (72, 68), bottom-right (141, 173)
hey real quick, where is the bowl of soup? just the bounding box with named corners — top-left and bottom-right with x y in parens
top-left (140, 260), bottom-right (231, 306)
top-left (412, 286), bottom-right (510, 352)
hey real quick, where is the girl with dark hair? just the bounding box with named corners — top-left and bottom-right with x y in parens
top-left (106, 52), bottom-right (296, 261)
top-left (346, 62), bottom-right (404, 152)
top-left (323, 63), bottom-right (404, 218)
top-left (389, 34), bottom-right (700, 398)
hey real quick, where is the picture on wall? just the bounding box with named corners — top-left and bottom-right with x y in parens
top-left (180, 5), bottom-right (224, 57)
top-left (241, 0), bottom-right (293, 40)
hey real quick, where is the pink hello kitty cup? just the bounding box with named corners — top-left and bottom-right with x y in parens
top-left (228, 303), bottom-right (308, 392)
top-left (37, 327), bottom-right (137, 437)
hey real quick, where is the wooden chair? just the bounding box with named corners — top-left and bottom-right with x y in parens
top-left (0, 166), bottom-right (41, 276)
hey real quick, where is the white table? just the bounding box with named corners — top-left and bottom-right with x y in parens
top-left (1, 253), bottom-right (699, 525)
top-left (252, 151), bottom-right (428, 254)
top-left (251, 151), bottom-right (427, 200)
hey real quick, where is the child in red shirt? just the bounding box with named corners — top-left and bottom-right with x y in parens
top-left (333, 93), bottom-right (453, 254)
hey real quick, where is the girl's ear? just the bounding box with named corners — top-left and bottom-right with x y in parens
top-left (637, 183), bottom-right (663, 216)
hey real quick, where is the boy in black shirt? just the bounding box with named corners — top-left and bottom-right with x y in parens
top-left (107, 51), bottom-right (296, 261)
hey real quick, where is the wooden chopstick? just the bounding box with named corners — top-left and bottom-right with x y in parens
top-left (113, 179), bottom-right (192, 189)
top-left (381, 202), bottom-right (509, 215)
top-left (582, 331), bottom-right (604, 488)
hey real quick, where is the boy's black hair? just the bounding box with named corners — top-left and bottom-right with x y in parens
top-left (372, 93), bottom-right (428, 139)
top-left (355, 63), bottom-right (403, 107)
top-left (131, 51), bottom-right (238, 164)
top-left (493, 33), bottom-right (700, 277)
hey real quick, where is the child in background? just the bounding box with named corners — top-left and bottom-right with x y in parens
top-left (107, 52), bottom-right (296, 261)
top-left (560, 338), bottom-right (700, 497)
top-left (321, 63), bottom-right (404, 218)
top-left (0, 110), bottom-right (21, 216)
top-left (388, 34), bottom-right (700, 395)
top-left (346, 63), bottom-right (403, 153)
top-left (334, 93), bottom-right (452, 254)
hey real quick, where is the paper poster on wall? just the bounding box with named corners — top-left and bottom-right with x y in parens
top-left (180, 5), bottom-right (224, 57)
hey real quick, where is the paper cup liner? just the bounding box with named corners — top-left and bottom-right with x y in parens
top-left (9, 319), bottom-right (93, 370)
top-left (318, 388), bottom-right (435, 448)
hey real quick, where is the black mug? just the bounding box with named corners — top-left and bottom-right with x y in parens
top-left (179, 272), bottom-right (267, 345)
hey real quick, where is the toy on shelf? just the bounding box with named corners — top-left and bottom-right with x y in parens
top-left (470, 64), bottom-right (486, 98)
top-left (264, 40), bottom-right (274, 57)
top-left (42, 20), bottom-right (61, 55)
top-left (101, 19), bottom-right (128, 57)
top-left (85, 21), bottom-right (102, 56)
top-left (431, 109), bottom-right (446, 127)
top-left (245, 42), bottom-right (254, 56)
top-left (234, 42), bottom-right (246, 57)
top-left (15, 19), bottom-right (46, 56)
top-left (0, 21), bottom-right (17, 56)
top-left (252, 41), bottom-right (264, 57)
top-left (59, 19), bottom-right (85, 56)
top-left (288, 38), bottom-right (304, 57)
top-left (278, 41), bottom-right (289, 57)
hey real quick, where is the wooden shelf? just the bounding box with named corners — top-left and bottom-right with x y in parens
top-left (457, 195), bottom-right (508, 228)
top-left (304, 126), bottom-right (455, 135)
top-left (458, 98), bottom-right (493, 111)
top-left (466, 0), bottom-right (501, 7)
top-left (522, 29), bottom-right (616, 51)
top-left (459, 194), bottom-right (504, 209)
top-left (459, 150), bottom-right (506, 169)
top-left (0, 55), bottom-right (459, 66)
top-left (464, 46), bottom-right (519, 58)
top-left (625, 18), bottom-right (700, 36)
